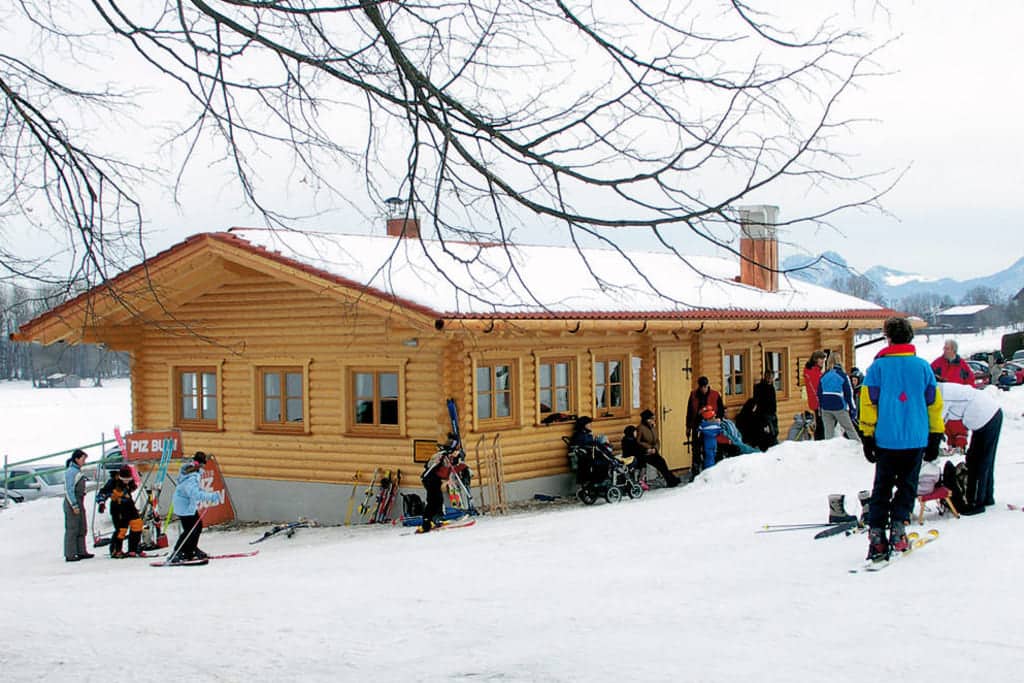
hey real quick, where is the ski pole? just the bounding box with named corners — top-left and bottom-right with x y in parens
top-left (756, 522), bottom-right (840, 533)
top-left (167, 507), bottom-right (208, 563)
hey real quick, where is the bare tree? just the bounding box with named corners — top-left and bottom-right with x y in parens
top-left (2, 1), bottom-right (894, 308)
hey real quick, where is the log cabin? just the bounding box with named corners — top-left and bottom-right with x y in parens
top-left (12, 205), bottom-right (896, 521)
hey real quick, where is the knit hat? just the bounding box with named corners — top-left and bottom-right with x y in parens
top-left (700, 405), bottom-right (716, 419)
top-left (697, 376), bottom-right (709, 387)
top-left (193, 451), bottom-right (208, 466)
top-left (640, 409), bottom-right (655, 421)
top-left (117, 465), bottom-right (132, 479)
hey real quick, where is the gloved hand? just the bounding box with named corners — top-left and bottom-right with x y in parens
top-left (924, 432), bottom-right (943, 462)
top-left (861, 435), bottom-right (877, 464)
top-left (99, 502), bottom-right (106, 513)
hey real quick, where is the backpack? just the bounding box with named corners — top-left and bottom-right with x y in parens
top-left (402, 493), bottom-right (425, 518)
top-left (941, 461), bottom-right (969, 513)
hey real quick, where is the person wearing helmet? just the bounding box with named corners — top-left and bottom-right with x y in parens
top-left (697, 404), bottom-right (723, 472)
top-left (97, 464), bottom-right (146, 558)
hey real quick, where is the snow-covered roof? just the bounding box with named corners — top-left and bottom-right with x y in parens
top-left (228, 228), bottom-right (886, 319)
top-left (938, 304), bottom-right (989, 316)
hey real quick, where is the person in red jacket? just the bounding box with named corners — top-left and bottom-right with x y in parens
top-left (803, 350), bottom-right (827, 441)
top-left (930, 339), bottom-right (974, 385)
top-left (686, 376), bottom-right (724, 480)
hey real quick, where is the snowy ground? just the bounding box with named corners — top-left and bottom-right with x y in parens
top-left (2, 331), bottom-right (1023, 681)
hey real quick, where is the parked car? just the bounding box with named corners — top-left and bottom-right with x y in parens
top-left (1003, 361), bottom-right (1024, 385)
top-left (965, 360), bottom-right (991, 387)
top-left (0, 488), bottom-right (25, 505)
top-left (1013, 350), bottom-right (1024, 362)
top-left (970, 350), bottom-right (1005, 364)
top-left (1, 464), bottom-right (67, 501)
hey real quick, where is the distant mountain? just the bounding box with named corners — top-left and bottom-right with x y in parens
top-left (782, 253), bottom-right (1024, 303)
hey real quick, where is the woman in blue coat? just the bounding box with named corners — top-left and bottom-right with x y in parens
top-left (170, 452), bottom-right (221, 562)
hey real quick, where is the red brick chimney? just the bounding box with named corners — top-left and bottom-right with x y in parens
top-left (386, 218), bottom-right (420, 238)
top-left (384, 196), bottom-right (419, 238)
top-left (737, 205), bottom-right (779, 292)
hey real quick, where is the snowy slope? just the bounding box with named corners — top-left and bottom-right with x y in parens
top-left (2, 337), bottom-right (1023, 681)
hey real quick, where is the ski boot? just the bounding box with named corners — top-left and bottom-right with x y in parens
top-left (866, 527), bottom-right (889, 562)
top-left (857, 490), bottom-right (871, 525)
top-left (889, 521), bottom-right (910, 554)
top-left (828, 494), bottom-right (858, 524)
top-left (193, 549), bottom-right (209, 560)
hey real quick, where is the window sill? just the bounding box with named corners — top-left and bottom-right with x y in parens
top-left (175, 423), bottom-right (222, 433)
top-left (344, 428), bottom-right (405, 439)
top-left (254, 425), bottom-right (309, 436)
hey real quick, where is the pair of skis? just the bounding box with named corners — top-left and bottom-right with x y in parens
top-left (250, 520), bottom-right (314, 544)
top-left (849, 529), bottom-right (939, 573)
top-left (371, 470), bottom-right (401, 523)
top-left (151, 550), bottom-right (259, 567)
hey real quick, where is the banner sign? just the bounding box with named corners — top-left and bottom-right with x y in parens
top-left (195, 454), bottom-right (236, 526)
top-left (123, 429), bottom-right (183, 462)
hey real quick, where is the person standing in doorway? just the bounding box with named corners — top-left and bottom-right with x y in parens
top-left (859, 317), bottom-right (944, 564)
top-left (803, 351), bottom-right (827, 440)
top-left (686, 376), bottom-right (724, 480)
top-left (63, 449), bottom-right (94, 562)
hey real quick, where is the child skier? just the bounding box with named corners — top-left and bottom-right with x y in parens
top-left (97, 465), bottom-right (146, 558)
top-left (170, 452), bottom-right (220, 562)
top-left (698, 405), bottom-right (723, 471)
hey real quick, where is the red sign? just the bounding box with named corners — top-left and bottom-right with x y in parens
top-left (123, 429), bottom-right (183, 462)
top-left (195, 455), bottom-right (236, 526)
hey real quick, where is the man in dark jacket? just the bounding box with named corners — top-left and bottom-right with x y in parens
top-left (63, 449), bottom-right (94, 562)
top-left (686, 377), bottom-right (724, 480)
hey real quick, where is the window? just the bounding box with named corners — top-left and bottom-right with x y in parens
top-left (476, 361), bottom-right (516, 425)
top-left (723, 351), bottom-right (748, 397)
top-left (538, 358), bottom-right (574, 415)
top-left (594, 356), bottom-right (627, 416)
top-left (174, 367), bottom-right (219, 429)
top-left (257, 366), bottom-right (305, 432)
top-left (764, 349), bottom-right (787, 393)
top-left (351, 369), bottom-right (400, 430)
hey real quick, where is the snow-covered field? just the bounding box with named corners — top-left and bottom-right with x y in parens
top-left (2, 330), bottom-right (1023, 682)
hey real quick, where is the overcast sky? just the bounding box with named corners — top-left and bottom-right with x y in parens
top-left (821, 0), bottom-right (1024, 279)
top-left (6, 1), bottom-right (1022, 284)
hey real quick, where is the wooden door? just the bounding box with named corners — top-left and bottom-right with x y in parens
top-left (656, 347), bottom-right (693, 470)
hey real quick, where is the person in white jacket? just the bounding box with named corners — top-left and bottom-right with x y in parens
top-left (936, 381), bottom-right (1003, 515)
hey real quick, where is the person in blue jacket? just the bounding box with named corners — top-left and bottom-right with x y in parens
top-left (698, 405), bottom-right (723, 471)
top-left (170, 452), bottom-right (220, 562)
top-left (819, 353), bottom-right (860, 442)
top-left (859, 317), bottom-right (944, 563)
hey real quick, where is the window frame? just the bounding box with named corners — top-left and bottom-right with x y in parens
top-left (763, 347), bottom-right (790, 399)
top-left (536, 356), bottom-right (577, 421)
top-left (345, 365), bottom-right (406, 436)
top-left (172, 364), bottom-right (222, 432)
top-left (473, 358), bottom-right (519, 430)
top-left (722, 348), bottom-right (751, 400)
top-left (254, 363), bottom-right (310, 435)
top-left (593, 354), bottom-right (629, 418)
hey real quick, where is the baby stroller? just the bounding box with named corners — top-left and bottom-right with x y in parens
top-left (562, 436), bottom-right (643, 505)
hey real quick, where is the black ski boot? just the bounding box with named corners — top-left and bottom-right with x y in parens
top-left (889, 521), bottom-right (910, 554)
top-left (828, 494), bottom-right (857, 524)
top-left (866, 527), bottom-right (889, 562)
